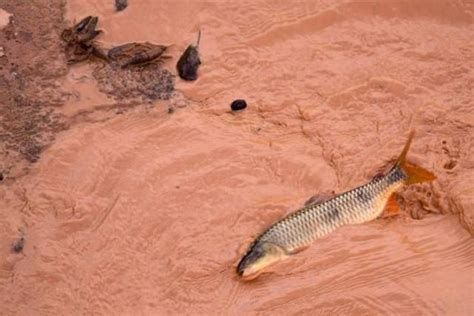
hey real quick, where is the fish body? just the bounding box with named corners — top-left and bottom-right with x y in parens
top-left (107, 42), bottom-right (169, 68)
top-left (121, 45), bottom-right (168, 68)
top-left (237, 132), bottom-right (436, 279)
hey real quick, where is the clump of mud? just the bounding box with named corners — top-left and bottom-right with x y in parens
top-left (93, 64), bottom-right (175, 102)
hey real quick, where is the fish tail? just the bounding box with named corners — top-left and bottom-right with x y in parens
top-left (395, 131), bottom-right (436, 184)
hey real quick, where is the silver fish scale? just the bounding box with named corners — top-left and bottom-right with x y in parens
top-left (258, 167), bottom-right (407, 253)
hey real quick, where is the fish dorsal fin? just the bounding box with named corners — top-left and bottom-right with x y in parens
top-left (393, 131), bottom-right (436, 185)
top-left (372, 158), bottom-right (397, 180)
top-left (395, 130), bottom-right (415, 168)
top-left (304, 192), bottom-right (335, 207)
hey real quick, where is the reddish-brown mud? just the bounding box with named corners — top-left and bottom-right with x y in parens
top-left (1, 0), bottom-right (473, 315)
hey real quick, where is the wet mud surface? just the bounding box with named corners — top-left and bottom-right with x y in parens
top-left (0, 0), bottom-right (473, 315)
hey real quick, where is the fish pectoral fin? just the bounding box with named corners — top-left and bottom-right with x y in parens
top-left (288, 245), bottom-right (310, 255)
top-left (381, 193), bottom-right (401, 218)
top-left (304, 191), bottom-right (336, 207)
top-left (263, 242), bottom-right (290, 257)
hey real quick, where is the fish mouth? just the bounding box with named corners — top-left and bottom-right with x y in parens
top-left (237, 243), bottom-right (262, 276)
top-left (237, 241), bottom-right (288, 279)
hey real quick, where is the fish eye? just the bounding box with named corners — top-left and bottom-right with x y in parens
top-left (248, 244), bottom-right (265, 260)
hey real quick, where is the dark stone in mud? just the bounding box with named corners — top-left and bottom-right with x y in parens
top-left (177, 45), bottom-right (200, 81)
top-left (231, 99), bottom-right (247, 111)
top-left (177, 31), bottom-right (201, 81)
top-left (11, 237), bottom-right (25, 253)
top-left (115, 0), bottom-right (128, 11)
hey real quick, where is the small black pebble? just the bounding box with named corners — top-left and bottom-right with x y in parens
top-left (11, 237), bottom-right (25, 253)
top-left (231, 99), bottom-right (247, 111)
top-left (115, 0), bottom-right (128, 11)
top-left (0, 172), bottom-right (3, 181)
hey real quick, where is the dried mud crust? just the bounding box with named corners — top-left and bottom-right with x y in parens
top-left (0, 0), bottom-right (68, 178)
top-left (0, 94), bottom-right (66, 163)
top-left (92, 63), bottom-right (175, 102)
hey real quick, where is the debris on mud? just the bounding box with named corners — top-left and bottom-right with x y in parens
top-left (61, 18), bottom-right (175, 102)
top-left (93, 63), bottom-right (175, 102)
top-left (108, 42), bottom-right (170, 68)
top-left (231, 99), bottom-right (247, 111)
top-left (0, 8), bottom-right (11, 30)
top-left (115, 0), bottom-right (128, 11)
top-left (177, 30), bottom-right (201, 81)
top-left (61, 16), bottom-right (108, 64)
top-left (11, 236), bottom-right (25, 253)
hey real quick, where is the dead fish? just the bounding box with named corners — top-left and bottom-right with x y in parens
top-left (237, 131), bottom-right (436, 279)
top-left (64, 41), bottom-right (109, 64)
top-left (61, 15), bottom-right (106, 64)
top-left (74, 16), bottom-right (102, 43)
top-left (107, 42), bottom-right (169, 68)
top-left (61, 16), bottom-right (101, 44)
top-left (176, 30), bottom-right (201, 81)
top-left (73, 15), bottom-right (96, 33)
top-left (115, 0), bottom-right (128, 11)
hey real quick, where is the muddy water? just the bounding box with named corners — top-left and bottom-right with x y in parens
top-left (1, 0), bottom-right (474, 315)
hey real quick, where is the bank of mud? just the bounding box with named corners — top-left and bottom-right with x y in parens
top-left (0, 0), bottom-right (69, 179)
top-left (0, 0), bottom-right (473, 315)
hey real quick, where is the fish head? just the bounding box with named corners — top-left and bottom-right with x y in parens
top-left (237, 241), bottom-right (287, 279)
top-left (74, 16), bottom-right (96, 33)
